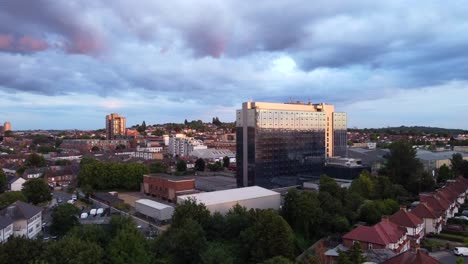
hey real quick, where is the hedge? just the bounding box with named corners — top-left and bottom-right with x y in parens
top-left (442, 229), bottom-right (468, 237)
top-left (428, 233), bottom-right (466, 243)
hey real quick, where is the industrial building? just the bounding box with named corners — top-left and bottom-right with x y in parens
top-left (236, 101), bottom-right (347, 188)
top-left (177, 186), bottom-right (281, 214)
top-left (135, 199), bottom-right (174, 222)
top-left (142, 173), bottom-right (197, 202)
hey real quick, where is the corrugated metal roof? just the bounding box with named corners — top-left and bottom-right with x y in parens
top-left (135, 199), bottom-right (173, 210)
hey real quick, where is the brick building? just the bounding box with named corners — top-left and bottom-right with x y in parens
top-left (142, 174), bottom-right (196, 202)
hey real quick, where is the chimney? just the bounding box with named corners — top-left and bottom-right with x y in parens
top-left (381, 215), bottom-right (389, 222)
top-left (400, 205), bottom-right (407, 212)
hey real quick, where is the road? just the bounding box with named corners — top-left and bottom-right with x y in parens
top-left (430, 250), bottom-right (468, 264)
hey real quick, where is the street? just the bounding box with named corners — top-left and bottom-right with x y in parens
top-left (430, 250), bottom-right (468, 264)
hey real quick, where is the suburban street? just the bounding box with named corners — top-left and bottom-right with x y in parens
top-left (430, 250), bottom-right (468, 264)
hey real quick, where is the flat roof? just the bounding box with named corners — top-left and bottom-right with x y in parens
top-left (144, 173), bottom-right (195, 181)
top-left (178, 186), bottom-right (279, 206)
top-left (136, 199), bottom-right (173, 210)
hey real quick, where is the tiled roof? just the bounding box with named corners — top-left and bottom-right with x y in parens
top-left (389, 208), bottom-right (423, 228)
top-left (0, 216), bottom-right (13, 229)
top-left (419, 194), bottom-right (446, 216)
top-left (411, 203), bottom-right (438, 219)
top-left (382, 250), bottom-right (440, 264)
top-left (343, 220), bottom-right (406, 246)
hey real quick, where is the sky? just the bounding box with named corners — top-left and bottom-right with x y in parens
top-left (1, 0), bottom-right (468, 130)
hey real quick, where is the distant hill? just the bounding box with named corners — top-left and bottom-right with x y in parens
top-left (348, 126), bottom-right (468, 136)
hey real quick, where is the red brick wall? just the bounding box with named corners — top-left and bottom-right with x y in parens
top-left (143, 176), bottom-right (195, 201)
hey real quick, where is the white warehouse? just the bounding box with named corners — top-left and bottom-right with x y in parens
top-left (177, 186), bottom-right (280, 214)
top-left (135, 199), bottom-right (174, 222)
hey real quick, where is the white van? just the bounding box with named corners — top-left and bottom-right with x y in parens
top-left (96, 208), bottom-right (104, 216)
top-left (454, 247), bottom-right (468, 256)
top-left (80, 213), bottom-right (88, 219)
top-left (90, 209), bottom-right (97, 216)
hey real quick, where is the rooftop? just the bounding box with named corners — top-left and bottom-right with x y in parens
top-left (416, 150), bottom-right (468, 161)
top-left (178, 186), bottom-right (279, 206)
top-left (136, 199), bottom-right (173, 210)
top-left (144, 173), bottom-right (195, 181)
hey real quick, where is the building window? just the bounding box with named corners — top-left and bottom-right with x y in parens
top-left (368, 243), bottom-right (373, 249)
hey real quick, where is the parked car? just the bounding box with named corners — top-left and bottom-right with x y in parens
top-left (462, 210), bottom-right (468, 216)
top-left (454, 215), bottom-right (468, 221)
top-left (57, 198), bottom-right (63, 204)
top-left (454, 247), bottom-right (468, 256)
top-left (71, 194), bottom-right (77, 201)
top-left (67, 200), bottom-right (74, 204)
top-left (80, 213), bottom-right (88, 219)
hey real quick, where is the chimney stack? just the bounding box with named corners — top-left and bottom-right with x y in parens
top-left (400, 205), bottom-right (407, 212)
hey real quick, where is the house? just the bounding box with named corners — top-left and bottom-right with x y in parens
top-left (44, 169), bottom-right (76, 187)
top-left (389, 207), bottom-right (424, 246)
top-left (142, 173), bottom-right (196, 202)
top-left (419, 193), bottom-right (451, 223)
top-left (0, 216), bottom-right (13, 243)
top-left (22, 167), bottom-right (46, 179)
top-left (6, 176), bottom-right (26, 191)
top-left (342, 217), bottom-right (410, 254)
top-left (381, 249), bottom-right (441, 264)
top-left (0, 201), bottom-right (42, 239)
top-left (411, 202), bottom-right (443, 234)
top-left (1, 164), bottom-right (19, 176)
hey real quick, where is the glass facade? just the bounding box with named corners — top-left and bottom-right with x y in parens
top-left (333, 112), bottom-right (347, 157)
top-left (237, 109), bottom-right (328, 188)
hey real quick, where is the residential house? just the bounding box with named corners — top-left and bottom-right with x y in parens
top-left (381, 249), bottom-right (441, 264)
top-left (22, 167), bottom-right (47, 180)
top-left (411, 202), bottom-right (443, 234)
top-left (389, 207), bottom-right (424, 246)
top-left (1, 164), bottom-right (19, 176)
top-left (419, 193), bottom-right (451, 223)
top-left (342, 218), bottom-right (410, 254)
top-left (6, 176), bottom-right (26, 191)
top-left (44, 168), bottom-right (76, 187)
top-left (0, 201), bottom-right (42, 239)
top-left (0, 216), bottom-right (13, 243)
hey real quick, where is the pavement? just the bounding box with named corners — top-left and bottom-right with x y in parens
top-left (430, 250), bottom-right (468, 264)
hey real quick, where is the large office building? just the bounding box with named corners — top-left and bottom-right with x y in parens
top-left (236, 101), bottom-right (347, 188)
top-left (105, 113), bottom-right (126, 139)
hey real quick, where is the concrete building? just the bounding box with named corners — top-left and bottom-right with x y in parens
top-left (416, 150), bottom-right (468, 172)
top-left (3, 122), bottom-right (11, 132)
top-left (142, 174), bottom-right (197, 202)
top-left (168, 134), bottom-right (207, 157)
top-left (6, 176), bottom-right (26, 191)
top-left (0, 201), bottom-right (42, 239)
top-left (190, 149), bottom-right (236, 162)
top-left (177, 186), bottom-right (281, 214)
top-left (106, 113), bottom-right (126, 139)
top-left (236, 101), bottom-right (347, 188)
top-left (322, 157), bottom-right (371, 180)
top-left (135, 199), bottom-right (174, 222)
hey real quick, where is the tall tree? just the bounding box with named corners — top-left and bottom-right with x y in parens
top-left (0, 236), bottom-right (46, 264)
top-left (240, 209), bottom-right (294, 263)
top-left (22, 178), bottom-right (52, 204)
top-left (384, 140), bottom-right (424, 194)
top-left (195, 158), bottom-right (206, 171)
top-left (222, 156), bottom-right (230, 168)
top-left (51, 204), bottom-right (81, 236)
top-left (150, 162), bottom-right (168, 173)
top-left (451, 153), bottom-right (464, 176)
top-left (176, 160), bottom-right (187, 172)
top-left (0, 170), bottom-right (6, 193)
top-left (172, 198), bottom-right (211, 229)
top-left (108, 226), bottom-right (151, 264)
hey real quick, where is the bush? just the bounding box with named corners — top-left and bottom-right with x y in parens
top-left (442, 229), bottom-right (468, 237)
top-left (428, 233), bottom-right (466, 243)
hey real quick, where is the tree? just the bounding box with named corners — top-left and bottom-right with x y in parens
top-left (0, 236), bottom-right (46, 264)
top-left (137, 121), bottom-right (147, 133)
top-left (68, 224), bottom-right (110, 248)
top-left (50, 203), bottom-right (80, 236)
top-left (349, 171), bottom-right (374, 199)
top-left (240, 209), bottom-right (294, 263)
top-left (0, 170), bottom-right (6, 193)
top-left (22, 178), bottom-right (51, 204)
top-left (348, 242), bottom-right (366, 264)
top-left (207, 161), bottom-right (223, 172)
top-left (212, 117), bottom-right (222, 126)
top-left (223, 156), bottom-right (230, 168)
top-left (151, 129), bottom-right (164, 136)
top-left (224, 204), bottom-right (251, 239)
top-left (195, 158), bottom-right (206, 171)
top-left (176, 160), bottom-right (187, 172)
top-left (0, 191), bottom-right (27, 209)
top-left (456, 256), bottom-right (464, 264)
top-left (384, 140), bottom-right (424, 194)
top-left (150, 161), bottom-right (168, 173)
top-left (115, 144), bottom-right (126, 150)
top-left (155, 218), bottom-right (207, 264)
top-left (43, 237), bottom-right (103, 264)
top-left (172, 198), bottom-right (211, 229)
top-left (55, 159), bottom-right (71, 166)
top-left (282, 189), bottom-right (322, 239)
top-left (91, 146), bottom-right (100, 152)
top-left (451, 153), bottom-right (464, 176)
top-left (460, 160), bottom-right (468, 178)
top-left (108, 225), bottom-right (151, 264)
top-left (259, 256), bottom-right (293, 264)
top-left (200, 242), bottom-right (234, 264)
top-left (25, 153), bottom-right (46, 167)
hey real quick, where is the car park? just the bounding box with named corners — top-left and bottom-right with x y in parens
top-left (57, 198), bottom-right (63, 204)
top-left (454, 247), bottom-right (468, 256)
